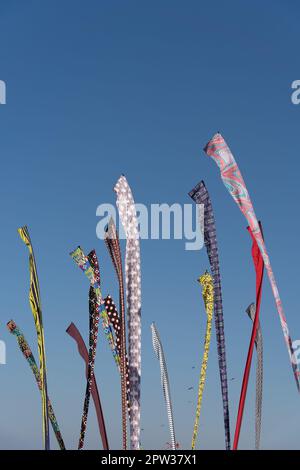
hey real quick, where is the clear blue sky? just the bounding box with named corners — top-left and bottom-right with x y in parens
top-left (0, 0), bottom-right (299, 450)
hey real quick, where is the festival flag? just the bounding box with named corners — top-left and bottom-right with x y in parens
top-left (246, 303), bottom-right (263, 450)
top-left (104, 295), bottom-right (131, 414)
top-left (189, 181), bottom-right (231, 449)
top-left (151, 322), bottom-right (176, 450)
top-left (70, 247), bottom-right (103, 449)
top-left (18, 225), bottom-right (50, 449)
top-left (7, 320), bottom-right (65, 450)
top-left (204, 133), bottom-right (300, 390)
top-left (233, 223), bottom-right (265, 449)
top-left (104, 218), bottom-right (128, 449)
top-left (66, 322), bottom-right (109, 450)
top-left (114, 175), bottom-right (142, 450)
top-left (191, 272), bottom-right (214, 450)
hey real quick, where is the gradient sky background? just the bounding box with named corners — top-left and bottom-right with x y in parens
top-left (0, 0), bottom-right (299, 450)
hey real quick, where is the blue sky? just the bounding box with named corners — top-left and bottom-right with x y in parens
top-left (0, 0), bottom-right (300, 450)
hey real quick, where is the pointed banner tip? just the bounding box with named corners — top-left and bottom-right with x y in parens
top-left (114, 174), bottom-right (127, 190)
top-left (69, 246), bottom-right (81, 257)
top-left (66, 322), bottom-right (75, 334)
top-left (188, 180), bottom-right (206, 200)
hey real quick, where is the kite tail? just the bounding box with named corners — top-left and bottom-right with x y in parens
top-left (189, 181), bottom-right (231, 449)
top-left (246, 304), bottom-right (263, 450)
top-left (115, 176), bottom-right (141, 450)
top-left (151, 322), bottom-right (176, 451)
top-left (7, 320), bottom-right (65, 450)
top-left (66, 322), bottom-right (109, 450)
top-left (18, 225), bottom-right (50, 450)
top-left (191, 272), bottom-right (214, 450)
top-left (104, 218), bottom-right (128, 449)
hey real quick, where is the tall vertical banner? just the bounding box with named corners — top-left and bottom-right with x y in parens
top-left (66, 322), bottom-right (109, 450)
top-left (189, 181), bottom-right (231, 449)
top-left (204, 133), bottom-right (300, 390)
top-left (70, 247), bottom-right (104, 449)
top-left (18, 226), bottom-right (50, 450)
top-left (115, 175), bottom-right (142, 450)
top-left (246, 304), bottom-right (263, 450)
top-left (7, 320), bottom-right (65, 450)
top-left (191, 272), bottom-right (214, 450)
top-left (151, 323), bottom-right (176, 451)
top-left (233, 223), bottom-right (264, 449)
top-left (104, 219), bottom-right (128, 449)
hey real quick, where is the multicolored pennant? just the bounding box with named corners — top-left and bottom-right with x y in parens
top-left (7, 320), bottom-right (65, 450)
top-left (204, 133), bottom-right (300, 389)
top-left (70, 247), bottom-right (102, 449)
top-left (104, 218), bottom-right (128, 449)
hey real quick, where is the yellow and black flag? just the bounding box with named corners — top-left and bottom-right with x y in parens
top-left (18, 225), bottom-right (50, 450)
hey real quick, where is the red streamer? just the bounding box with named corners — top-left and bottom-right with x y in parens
top-left (66, 322), bottom-right (109, 450)
top-left (233, 222), bottom-right (264, 450)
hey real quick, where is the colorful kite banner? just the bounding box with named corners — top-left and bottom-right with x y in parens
top-left (18, 225), bottom-right (50, 450)
top-left (151, 322), bottom-right (176, 451)
top-left (66, 322), bottom-right (109, 450)
top-left (70, 247), bottom-right (102, 449)
top-left (189, 181), bottom-right (231, 449)
top-left (204, 133), bottom-right (300, 390)
top-left (233, 223), bottom-right (265, 449)
top-left (246, 303), bottom-right (263, 450)
top-left (191, 272), bottom-right (214, 450)
top-left (115, 175), bottom-right (142, 450)
top-left (104, 218), bottom-right (128, 449)
top-left (104, 295), bottom-right (131, 414)
top-left (7, 320), bottom-right (65, 450)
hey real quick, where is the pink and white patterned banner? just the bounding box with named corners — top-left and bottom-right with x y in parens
top-left (204, 133), bottom-right (300, 390)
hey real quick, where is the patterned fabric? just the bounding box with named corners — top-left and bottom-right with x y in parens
top-left (189, 181), bottom-right (231, 450)
top-left (234, 223), bottom-right (265, 450)
top-left (104, 218), bottom-right (128, 449)
top-left (18, 226), bottom-right (50, 450)
top-left (70, 247), bottom-right (102, 449)
top-left (114, 175), bottom-right (141, 450)
top-left (66, 322), bottom-right (109, 450)
top-left (7, 320), bottom-right (65, 450)
top-left (246, 303), bottom-right (263, 450)
top-left (191, 272), bottom-right (214, 450)
top-left (151, 323), bottom-right (176, 450)
top-left (204, 133), bottom-right (300, 389)
top-left (104, 295), bottom-right (131, 414)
